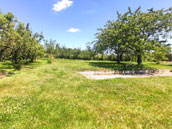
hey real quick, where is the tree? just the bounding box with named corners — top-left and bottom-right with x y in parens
top-left (126, 7), bottom-right (172, 65)
top-left (153, 41), bottom-right (171, 64)
top-left (44, 39), bottom-right (56, 55)
top-left (0, 11), bottom-right (17, 60)
top-left (0, 10), bottom-right (45, 66)
top-left (94, 9), bottom-right (134, 63)
top-left (94, 7), bottom-right (172, 65)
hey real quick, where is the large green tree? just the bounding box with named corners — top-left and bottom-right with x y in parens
top-left (0, 10), bottom-right (45, 67)
top-left (94, 7), bottom-right (172, 65)
top-left (126, 7), bottom-right (172, 65)
top-left (0, 11), bottom-right (17, 60)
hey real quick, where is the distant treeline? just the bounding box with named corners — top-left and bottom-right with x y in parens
top-left (45, 39), bottom-right (172, 62)
top-left (44, 40), bottom-right (95, 60)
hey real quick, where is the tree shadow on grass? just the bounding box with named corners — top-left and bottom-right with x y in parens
top-left (89, 62), bottom-right (155, 71)
top-left (0, 62), bottom-right (16, 78)
top-left (0, 61), bottom-right (13, 69)
top-left (167, 64), bottom-right (172, 67)
top-left (149, 62), bottom-right (172, 69)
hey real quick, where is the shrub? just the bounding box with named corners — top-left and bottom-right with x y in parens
top-left (13, 64), bottom-right (22, 70)
top-left (47, 54), bottom-right (55, 64)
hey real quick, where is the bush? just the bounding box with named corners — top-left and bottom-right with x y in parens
top-left (13, 64), bottom-right (22, 70)
top-left (47, 54), bottom-right (55, 64)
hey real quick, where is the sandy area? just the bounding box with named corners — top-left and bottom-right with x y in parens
top-left (79, 70), bottom-right (172, 80)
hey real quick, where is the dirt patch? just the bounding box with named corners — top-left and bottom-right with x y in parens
top-left (0, 71), bottom-right (7, 79)
top-left (79, 69), bottom-right (172, 80)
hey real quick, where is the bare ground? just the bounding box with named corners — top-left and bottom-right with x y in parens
top-left (79, 70), bottom-right (172, 80)
top-left (0, 71), bottom-right (7, 79)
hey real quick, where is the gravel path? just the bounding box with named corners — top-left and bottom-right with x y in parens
top-left (79, 70), bottom-right (172, 80)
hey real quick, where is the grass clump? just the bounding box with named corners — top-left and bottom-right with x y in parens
top-left (47, 54), bottom-right (55, 64)
top-left (13, 64), bottom-right (22, 70)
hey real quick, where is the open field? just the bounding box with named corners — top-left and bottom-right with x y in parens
top-left (0, 59), bottom-right (172, 129)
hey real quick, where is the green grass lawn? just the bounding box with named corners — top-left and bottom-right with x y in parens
top-left (0, 59), bottom-right (172, 129)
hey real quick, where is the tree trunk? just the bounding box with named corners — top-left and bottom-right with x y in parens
top-left (117, 54), bottom-right (121, 64)
top-left (0, 49), bottom-right (5, 60)
top-left (13, 51), bottom-right (19, 64)
top-left (14, 57), bottom-right (18, 64)
top-left (101, 53), bottom-right (104, 60)
top-left (0, 51), bottom-right (3, 60)
top-left (137, 55), bottom-right (142, 65)
top-left (30, 58), bottom-right (34, 63)
top-left (120, 53), bottom-right (123, 61)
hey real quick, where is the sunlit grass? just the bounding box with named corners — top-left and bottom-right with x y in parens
top-left (0, 59), bottom-right (172, 128)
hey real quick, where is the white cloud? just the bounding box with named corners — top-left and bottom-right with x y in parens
top-left (53, 0), bottom-right (73, 12)
top-left (67, 28), bottom-right (80, 32)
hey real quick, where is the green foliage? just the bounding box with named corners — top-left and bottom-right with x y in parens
top-left (45, 41), bottom-right (96, 60)
top-left (0, 10), bottom-right (45, 67)
top-left (47, 54), bottom-right (55, 64)
top-left (13, 64), bottom-right (22, 70)
top-left (153, 45), bottom-right (170, 64)
top-left (166, 52), bottom-right (172, 61)
top-left (94, 7), bottom-right (172, 65)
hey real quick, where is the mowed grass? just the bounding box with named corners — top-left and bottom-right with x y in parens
top-left (0, 59), bottom-right (172, 129)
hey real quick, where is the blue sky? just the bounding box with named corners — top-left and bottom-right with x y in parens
top-left (0, 0), bottom-right (172, 49)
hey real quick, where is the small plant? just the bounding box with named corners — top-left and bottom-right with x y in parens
top-left (47, 54), bottom-right (55, 64)
top-left (7, 71), bottom-right (16, 77)
top-left (13, 64), bottom-right (22, 70)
